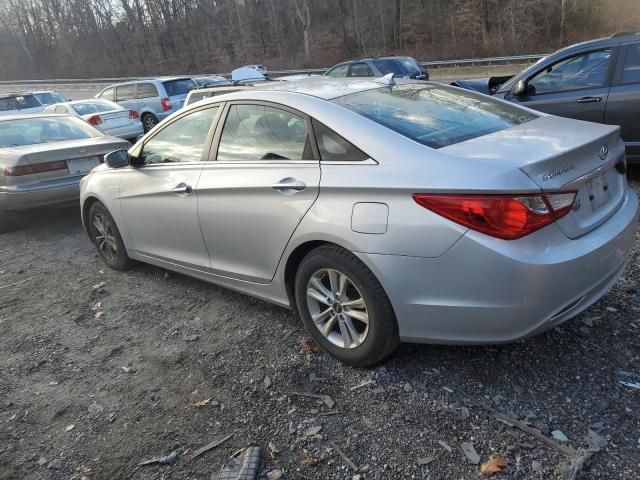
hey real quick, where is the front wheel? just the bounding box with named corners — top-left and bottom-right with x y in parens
top-left (295, 245), bottom-right (399, 367)
top-left (88, 202), bottom-right (132, 271)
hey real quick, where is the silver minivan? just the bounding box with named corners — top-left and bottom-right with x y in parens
top-left (95, 77), bottom-right (197, 132)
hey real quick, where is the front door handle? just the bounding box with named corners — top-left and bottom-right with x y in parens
top-left (576, 96), bottom-right (602, 103)
top-left (171, 183), bottom-right (193, 194)
top-left (271, 178), bottom-right (306, 193)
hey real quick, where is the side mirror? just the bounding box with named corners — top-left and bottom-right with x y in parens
top-left (511, 80), bottom-right (529, 97)
top-left (104, 150), bottom-right (130, 169)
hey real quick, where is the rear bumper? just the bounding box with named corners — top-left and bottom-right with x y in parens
top-left (0, 177), bottom-right (81, 212)
top-left (103, 123), bottom-right (143, 141)
top-left (358, 189), bottom-right (638, 344)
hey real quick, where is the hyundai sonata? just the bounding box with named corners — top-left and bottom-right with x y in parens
top-left (79, 77), bottom-right (638, 366)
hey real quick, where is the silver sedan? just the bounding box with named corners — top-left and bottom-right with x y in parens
top-left (79, 78), bottom-right (638, 366)
top-left (0, 114), bottom-right (130, 229)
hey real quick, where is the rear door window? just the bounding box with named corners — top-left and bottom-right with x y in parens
top-left (217, 104), bottom-right (313, 161)
top-left (115, 84), bottom-right (136, 101)
top-left (312, 120), bottom-right (368, 161)
top-left (162, 79), bottom-right (197, 97)
top-left (349, 63), bottom-right (373, 77)
top-left (621, 44), bottom-right (640, 85)
top-left (334, 84), bottom-right (537, 149)
top-left (137, 83), bottom-right (159, 98)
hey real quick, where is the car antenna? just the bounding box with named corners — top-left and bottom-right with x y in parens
top-left (374, 73), bottom-right (395, 86)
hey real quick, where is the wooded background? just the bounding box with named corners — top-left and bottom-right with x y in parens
top-left (0, 0), bottom-right (638, 80)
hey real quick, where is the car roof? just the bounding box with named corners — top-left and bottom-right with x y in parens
top-left (552, 32), bottom-right (640, 56)
top-left (0, 91), bottom-right (39, 98)
top-left (0, 113), bottom-right (67, 122)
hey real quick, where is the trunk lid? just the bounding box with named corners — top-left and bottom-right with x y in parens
top-left (85, 109), bottom-right (131, 131)
top-left (440, 115), bottom-right (627, 238)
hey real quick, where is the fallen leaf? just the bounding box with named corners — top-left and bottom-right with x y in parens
top-left (301, 337), bottom-right (320, 353)
top-left (65, 424), bottom-right (75, 432)
top-left (92, 282), bottom-right (106, 290)
top-left (480, 457), bottom-right (508, 476)
top-left (191, 397), bottom-right (212, 408)
top-left (268, 440), bottom-right (280, 457)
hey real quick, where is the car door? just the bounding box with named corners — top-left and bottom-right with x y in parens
top-left (136, 82), bottom-right (160, 113)
top-left (115, 83), bottom-right (139, 112)
top-left (508, 48), bottom-right (615, 123)
top-left (348, 63), bottom-right (374, 77)
top-left (196, 101), bottom-right (321, 283)
top-left (118, 105), bottom-right (221, 269)
top-left (605, 42), bottom-right (640, 160)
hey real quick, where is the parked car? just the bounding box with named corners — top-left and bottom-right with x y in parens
top-left (246, 64), bottom-right (268, 75)
top-left (0, 114), bottom-right (129, 231)
top-left (80, 77), bottom-right (637, 366)
top-left (95, 77), bottom-right (197, 132)
top-left (184, 85), bottom-right (256, 108)
top-left (325, 56), bottom-right (428, 80)
top-left (451, 32), bottom-right (640, 162)
top-left (193, 75), bottom-right (231, 88)
top-left (0, 90), bottom-right (67, 116)
top-left (43, 99), bottom-right (143, 142)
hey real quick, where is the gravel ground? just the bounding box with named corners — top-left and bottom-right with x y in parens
top-left (1, 178), bottom-right (639, 480)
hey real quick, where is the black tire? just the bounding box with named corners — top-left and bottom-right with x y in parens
top-left (141, 113), bottom-right (158, 133)
top-left (295, 245), bottom-right (399, 367)
top-left (87, 202), bottom-right (133, 271)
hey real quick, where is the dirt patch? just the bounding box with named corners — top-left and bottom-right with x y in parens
top-left (1, 179), bottom-right (639, 480)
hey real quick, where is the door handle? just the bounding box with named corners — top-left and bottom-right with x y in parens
top-left (271, 178), bottom-right (306, 193)
top-left (576, 96), bottom-right (602, 103)
top-left (171, 183), bottom-right (193, 194)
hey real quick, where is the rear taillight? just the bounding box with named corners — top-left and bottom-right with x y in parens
top-left (160, 98), bottom-right (172, 111)
top-left (4, 160), bottom-right (68, 176)
top-left (129, 110), bottom-right (139, 119)
top-left (412, 192), bottom-right (577, 240)
top-left (87, 115), bottom-right (102, 126)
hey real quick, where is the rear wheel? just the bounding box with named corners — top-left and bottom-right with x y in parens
top-left (141, 113), bottom-right (158, 132)
top-left (295, 245), bottom-right (399, 367)
top-left (88, 202), bottom-right (132, 270)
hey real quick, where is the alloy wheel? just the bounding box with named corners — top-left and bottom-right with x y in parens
top-left (306, 268), bottom-right (369, 349)
top-left (93, 212), bottom-right (118, 262)
top-left (143, 115), bottom-right (157, 131)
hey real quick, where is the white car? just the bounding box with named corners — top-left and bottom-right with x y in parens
top-left (44, 99), bottom-right (143, 142)
top-left (0, 91), bottom-right (67, 117)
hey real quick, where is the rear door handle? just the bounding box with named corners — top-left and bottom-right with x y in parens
top-left (271, 178), bottom-right (306, 193)
top-left (171, 183), bottom-right (193, 194)
top-left (576, 96), bottom-right (602, 103)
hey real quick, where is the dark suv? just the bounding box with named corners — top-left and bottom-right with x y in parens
top-left (325, 56), bottom-right (428, 80)
top-left (453, 32), bottom-right (640, 162)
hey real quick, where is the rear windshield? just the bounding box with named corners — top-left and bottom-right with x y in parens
top-left (0, 94), bottom-right (42, 111)
top-left (334, 84), bottom-right (537, 149)
top-left (162, 79), bottom-right (196, 97)
top-left (72, 100), bottom-right (121, 115)
top-left (0, 117), bottom-right (101, 148)
top-left (34, 92), bottom-right (66, 105)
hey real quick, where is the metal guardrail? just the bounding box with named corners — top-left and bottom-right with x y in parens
top-left (0, 54), bottom-right (546, 86)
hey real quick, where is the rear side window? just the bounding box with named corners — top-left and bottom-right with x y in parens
top-left (334, 84), bottom-right (537, 149)
top-left (621, 44), bottom-right (640, 85)
top-left (349, 63), bottom-right (373, 77)
top-left (99, 87), bottom-right (115, 101)
top-left (34, 92), bottom-right (65, 105)
top-left (116, 84), bottom-right (136, 101)
top-left (373, 59), bottom-right (405, 77)
top-left (217, 104), bottom-right (313, 161)
top-left (137, 83), bottom-right (159, 98)
top-left (312, 120), bottom-right (368, 161)
top-left (326, 64), bottom-right (349, 78)
top-left (162, 79), bottom-right (197, 97)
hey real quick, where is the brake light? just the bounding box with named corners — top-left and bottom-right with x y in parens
top-left (4, 160), bottom-right (68, 176)
top-left (160, 98), bottom-right (172, 111)
top-left (87, 115), bottom-right (102, 126)
top-left (412, 192), bottom-right (576, 240)
top-left (129, 110), bottom-right (139, 119)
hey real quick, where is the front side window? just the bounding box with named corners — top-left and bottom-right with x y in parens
top-left (621, 44), bottom-right (640, 85)
top-left (325, 64), bottom-right (349, 78)
top-left (137, 83), bottom-right (159, 99)
top-left (99, 87), bottom-right (115, 101)
top-left (528, 49), bottom-right (612, 94)
top-left (116, 84), bottom-right (136, 101)
top-left (334, 84), bottom-right (537, 149)
top-left (34, 92), bottom-right (65, 105)
top-left (217, 104), bottom-right (312, 161)
top-left (0, 117), bottom-right (101, 148)
top-left (349, 63), bottom-right (373, 77)
top-left (312, 120), bottom-right (368, 161)
top-left (140, 107), bottom-right (219, 165)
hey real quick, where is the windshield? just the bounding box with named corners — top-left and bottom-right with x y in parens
top-left (0, 117), bottom-right (101, 147)
top-left (162, 78), bottom-right (196, 97)
top-left (34, 92), bottom-right (66, 105)
top-left (0, 94), bottom-right (42, 111)
top-left (334, 84), bottom-right (537, 149)
top-left (72, 100), bottom-right (122, 115)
